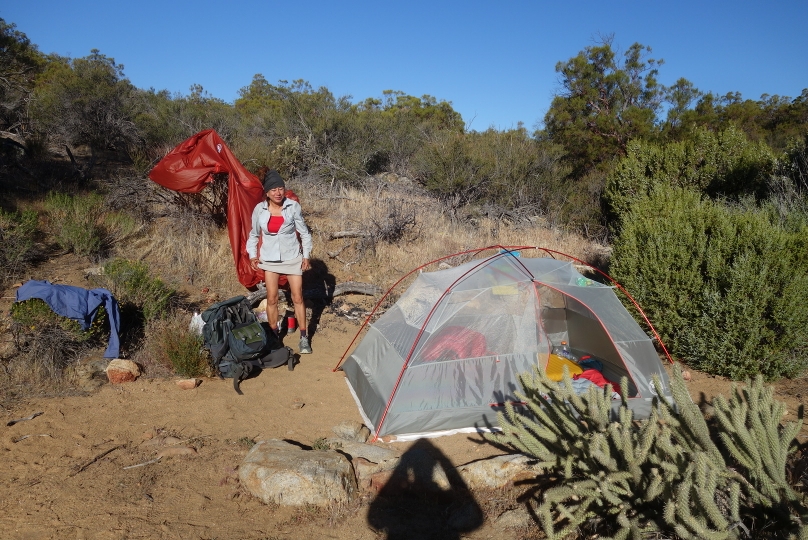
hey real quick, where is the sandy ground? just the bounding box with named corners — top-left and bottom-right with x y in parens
top-left (1, 256), bottom-right (806, 540)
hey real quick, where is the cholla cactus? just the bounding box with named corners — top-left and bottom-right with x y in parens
top-left (491, 364), bottom-right (807, 540)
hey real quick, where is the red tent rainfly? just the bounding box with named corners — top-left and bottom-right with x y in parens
top-left (148, 129), bottom-right (296, 289)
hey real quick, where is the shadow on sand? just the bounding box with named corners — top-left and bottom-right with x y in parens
top-left (366, 438), bottom-right (483, 540)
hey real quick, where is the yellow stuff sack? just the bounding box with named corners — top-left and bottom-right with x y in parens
top-left (545, 353), bottom-right (584, 381)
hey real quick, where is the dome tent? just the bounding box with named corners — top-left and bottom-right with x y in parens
top-left (335, 247), bottom-right (673, 442)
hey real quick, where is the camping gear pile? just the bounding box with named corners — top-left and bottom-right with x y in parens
top-left (337, 248), bottom-right (673, 441)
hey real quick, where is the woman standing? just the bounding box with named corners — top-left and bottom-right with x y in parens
top-left (247, 170), bottom-right (314, 354)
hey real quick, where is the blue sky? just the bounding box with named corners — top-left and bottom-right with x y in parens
top-left (3, 1), bottom-right (807, 132)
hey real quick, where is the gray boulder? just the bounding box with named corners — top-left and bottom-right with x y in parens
top-left (239, 439), bottom-right (357, 506)
top-left (456, 454), bottom-right (540, 490)
top-left (325, 438), bottom-right (399, 464)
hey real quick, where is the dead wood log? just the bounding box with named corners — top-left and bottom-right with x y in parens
top-left (246, 281), bottom-right (381, 306)
top-left (330, 230), bottom-right (371, 240)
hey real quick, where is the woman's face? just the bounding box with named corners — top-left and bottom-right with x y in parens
top-left (267, 186), bottom-right (285, 204)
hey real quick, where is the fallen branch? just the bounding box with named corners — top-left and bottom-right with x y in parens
top-left (12, 434), bottom-right (52, 443)
top-left (7, 411), bottom-right (43, 426)
top-left (123, 456), bottom-right (162, 470)
top-left (330, 230), bottom-right (370, 240)
top-left (71, 444), bottom-right (123, 476)
top-left (246, 281), bottom-right (381, 306)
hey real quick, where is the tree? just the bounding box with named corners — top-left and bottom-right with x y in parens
top-left (662, 77), bottom-right (701, 134)
top-left (31, 49), bottom-right (139, 172)
top-left (0, 18), bottom-right (45, 136)
top-left (542, 38), bottom-right (664, 175)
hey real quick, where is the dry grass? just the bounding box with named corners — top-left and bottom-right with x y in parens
top-left (291, 178), bottom-right (605, 294)
top-left (116, 177), bottom-right (605, 303)
top-left (126, 214), bottom-right (243, 292)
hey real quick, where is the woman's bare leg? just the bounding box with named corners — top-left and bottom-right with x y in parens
top-left (263, 271), bottom-right (281, 332)
top-left (286, 274), bottom-right (306, 333)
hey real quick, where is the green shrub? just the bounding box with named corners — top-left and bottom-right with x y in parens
top-left (490, 365), bottom-right (807, 540)
top-left (9, 299), bottom-right (108, 381)
top-left (156, 324), bottom-right (207, 377)
top-left (0, 208), bottom-right (38, 287)
top-left (101, 210), bottom-right (141, 244)
top-left (604, 125), bottom-right (776, 234)
top-left (43, 191), bottom-right (106, 256)
top-left (11, 298), bottom-right (108, 343)
top-left (101, 258), bottom-right (174, 321)
top-left (610, 184), bottom-right (808, 380)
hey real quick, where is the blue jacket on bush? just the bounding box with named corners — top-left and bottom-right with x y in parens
top-left (15, 280), bottom-right (122, 358)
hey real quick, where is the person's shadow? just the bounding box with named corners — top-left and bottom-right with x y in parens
top-left (301, 258), bottom-right (335, 338)
top-left (366, 438), bottom-right (483, 540)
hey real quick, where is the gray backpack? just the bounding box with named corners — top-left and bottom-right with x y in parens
top-left (201, 296), bottom-right (294, 394)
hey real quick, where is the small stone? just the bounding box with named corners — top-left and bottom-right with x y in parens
top-left (105, 359), bottom-right (140, 384)
top-left (331, 420), bottom-right (370, 442)
top-left (176, 378), bottom-right (201, 390)
top-left (682, 370), bottom-right (692, 381)
top-left (291, 398), bottom-right (304, 409)
top-left (495, 507), bottom-right (532, 529)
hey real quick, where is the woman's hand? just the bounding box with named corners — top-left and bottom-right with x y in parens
top-left (301, 258), bottom-right (311, 272)
top-left (250, 257), bottom-right (260, 270)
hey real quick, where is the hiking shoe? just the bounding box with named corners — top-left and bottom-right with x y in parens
top-left (299, 336), bottom-right (312, 354)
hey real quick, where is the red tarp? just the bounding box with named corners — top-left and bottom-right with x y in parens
top-left (148, 129), bottom-right (269, 289)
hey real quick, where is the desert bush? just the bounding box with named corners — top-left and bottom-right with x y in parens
top-left (99, 258), bottom-right (174, 321)
top-left (8, 299), bottom-right (108, 382)
top-left (11, 298), bottom-right (108, 343)
top-left (149, 317), bottom-right (208, 377)
top-left (412, 129), bottom-right (587, 232)
top-left (610, 183), bottom-right (808, 380)
top-left (0, 207), bottom-right (38, 287)
top-left (491, 365), bottom-right (807, 540)
top-left (43, 191), bottom-right (105, 256)
top-left (604, 125), bottom-right (777, 234)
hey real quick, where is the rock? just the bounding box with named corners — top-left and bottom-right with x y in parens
top-left (83, 267), bottom-right (104, 277)
top-left (447, 501), bottom-right (483, 531)
top-left (175, 378), bottom-right (201, 390)
top-left (682, 370), bottom-right (692, 381)
top-left (331, 420), bottom-right (371, 442)
top-left (0, 337), bottom-right (18, 360)
top-left (326, 439), bottom-right (399, 464)
top-left (105, 359), bottom-right (140, 384)
top-left (456, 454), bottom-right (540, 490)
top-left (329, 441), bottom-right (400, 490)
top-left (366, 446), bottom-right (450, 494)
top-left (494, 507), bottom-right (532, 529)
top-left (239, 439), bottom-right (357, 506)
top-left (68, 356), bottom-right (110, 390)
